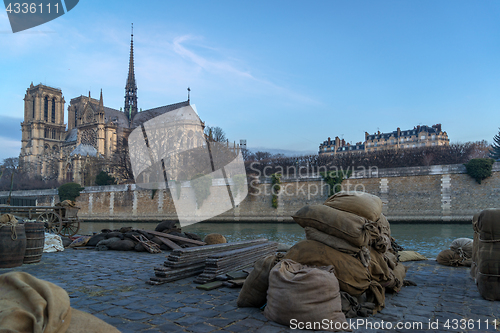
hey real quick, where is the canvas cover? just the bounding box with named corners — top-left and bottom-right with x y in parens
top-left (398, 251), bottom-right (427, 262)
top-left (471, 213), bottom-right (480, 279)
top-left (264, 259), bottom-right (347, 331)
top-left (323, 191), bottom-right (382, 222)
top-left (283, 240), bottom-right (385, 313)
top-left (292, 205), bottom-right (372, 247)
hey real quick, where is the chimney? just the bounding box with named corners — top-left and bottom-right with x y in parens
top-left (397, 127), bottom-right (401, 136)
top-left (328, 137), bottom-right (331, 144)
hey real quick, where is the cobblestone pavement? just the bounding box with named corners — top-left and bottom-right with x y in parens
top-left (1, 250), bottom-right (499, 333)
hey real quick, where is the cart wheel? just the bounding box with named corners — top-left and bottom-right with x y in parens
top-left (37, 212), bottom-right (62, 233)
top-left (58, 219), bottom-right (80, 237)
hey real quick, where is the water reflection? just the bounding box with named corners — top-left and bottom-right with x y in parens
top-left (79, 222), bottom-right (473, 259)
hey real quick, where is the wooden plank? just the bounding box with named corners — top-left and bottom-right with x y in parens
top-left (196, 281), bottom-right (224, 291)
top-left (138, 230), bottom-right (206, 246)
top-left (156, 236), bottom-right (182, 250)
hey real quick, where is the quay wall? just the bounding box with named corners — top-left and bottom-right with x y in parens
top-left (1, 163), bottom-right (499, 223)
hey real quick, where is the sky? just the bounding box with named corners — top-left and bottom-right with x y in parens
top-left (1, 0), bottom-right (500, 162)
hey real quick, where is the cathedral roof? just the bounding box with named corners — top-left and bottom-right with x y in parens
top-left (65, 128), bottom-right (78, 143)
top-left (131, 100), bottom-right (191, 128)
top-left (70, 144), bottom-right (100, 157)
top-left (104, 107), bottom-right (129, 127)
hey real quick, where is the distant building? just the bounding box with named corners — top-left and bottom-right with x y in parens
top-left (319, 124), bottom-right (449, 156)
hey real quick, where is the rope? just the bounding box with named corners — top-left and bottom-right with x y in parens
top-left (477, 271), bottom-right (500, 278)
top-left (0, 220), bottom-right (18, 240)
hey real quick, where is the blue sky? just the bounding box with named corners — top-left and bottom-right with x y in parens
top-left (1, 0), bottom-right (500, 162)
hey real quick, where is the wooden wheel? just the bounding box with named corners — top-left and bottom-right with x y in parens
top-left (37, 212), bottom-right (62, 233)
top-left (58, 219), bottom-right (80, 237)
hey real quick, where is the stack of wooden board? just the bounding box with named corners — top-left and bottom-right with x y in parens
top-left (148, 239), bottom-right (271, 285)
top-left (194, 242), bottom-right (278, 284)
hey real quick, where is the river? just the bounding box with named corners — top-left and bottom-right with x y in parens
top-left (78, 221), bottom-right (473, 259)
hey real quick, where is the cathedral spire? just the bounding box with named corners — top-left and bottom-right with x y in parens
top-left (124, 23), bottom-right (138, 124)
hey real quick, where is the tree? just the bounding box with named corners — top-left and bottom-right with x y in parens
top-left (464, 158), bottom-right (495, 184)
top-left (490, 128), bottom-right (500, 160)
top-left (95, 171), bottom-right (116, 186)
top-left (204, 126), bottom-right (227, 142)
top-left (111, 136), bottom-right (135, 183)
top-left (58, 182), bottom-right (84, 202)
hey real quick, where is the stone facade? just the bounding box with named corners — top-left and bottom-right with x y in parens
top-left (3, 162), bottom-right (498, 222)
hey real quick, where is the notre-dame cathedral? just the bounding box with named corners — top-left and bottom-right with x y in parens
top-left (19, 29), bottom-right (195, 186)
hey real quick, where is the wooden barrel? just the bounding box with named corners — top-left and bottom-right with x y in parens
top-left (0, 224), bottom-right (26, 268)
top-left (23, 222), bottom-right (45, 264)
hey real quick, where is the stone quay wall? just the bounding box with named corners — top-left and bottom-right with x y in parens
top-left (1, 162), bottom-right (498, 223)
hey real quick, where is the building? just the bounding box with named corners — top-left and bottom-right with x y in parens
top-left (319, 124), bottom-right (449, 156)
top-left (19, 28), bottom-right (199, 185)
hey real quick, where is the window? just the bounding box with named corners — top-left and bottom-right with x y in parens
top-left (374, 142), bottom-right (378, 147)
top-left (421, 135), bottom-right (425, 139)
top-left (432, 142), bottom-right (436, 146)
top-left (51, 98), bottom-right (56, 123)
top-left (412, 144), bottom-right (416, 148)
top-left (32, 98), bottom-right (35, 119)
top-left (44, 96), bottom-right (48, 121)
top-left (432, 135), bottom-right (436, 140)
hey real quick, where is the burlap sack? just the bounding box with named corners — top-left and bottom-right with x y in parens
top-left (368, 248), bottom-right (395, 289)
top-left (471, 213), bottom-right (480, 279)
top-left (450, 238), bottom-right (473, 259)
top-left (203, 233), bottom-right (227, 245)
top-left (390, 263), bottom-right (408, 293)
top-left (398, 251), bottom-right (427, 262)
top-left (0, 271), bottom-right (120, 333)
top-left (436, 249), bottom-right (472, 267)
top-left (293, 205), bottom-right (372, 247)
top-left (371, 214), bottom-right (391, 253)
top-left (237, 254), bottom-right (283, 308)
top-left (324, 191), bottom-right (382, 222)
top-left (264, 259), bottom-right (348, 331)
top-left (284, 240), bottom-right (385, 313)
top-left (0, 213), bottom-right (18, 224)
top-left (475, 209), bottom-right (500, 300)
top-left (304, 227), bottom-right (371, 267)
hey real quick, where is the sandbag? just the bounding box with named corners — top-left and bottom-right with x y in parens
top-left (436, 249), bottom-right (472, 267)
top-left (475, 209), bottom-right (500, 300)
top-left (324, 191), bottom-right (382, 222)
top-left (44, 233), bottom-right (64, 253)
top-left (284, 240), bottom-right (385, 313)
top-left (398, 251), bottom-right (427, 262)
top-left (476, 273), bottom-right (500, 301)
top-left (96, 237), bottom-right (135, 251)
top-left (237, 254), bottom-right (283, 308)
top-left (368, 248), bottom-right (396, 290)
top-left (203, 233), bottom-right (227, 245)
top-left (371, 214), bottom-right (391, 253)
top-left (305, 227), bottom-right (371, 267)
top-left (450, 238), bottom-right (473, 259)
top-left (264, 259), bottom-right (347, 331)
top-left (390, 263), bottom-right (408, 293)
top-left (106, 232), bottom-right (124, 240)
top-left (471, 213), bottom-right (480, 279)
top-left (0, 271), bottom-right (120, 333)
top-left (477, 209), bottom-right (500, 241)
top-left (67, 236), bottom-right (91, 248)
top-left (293, 205), bottom-right (372, 247)
top-left (87, 233), bottom-right (107, 246)
top-left (0, 213), bottom-right (17, 224)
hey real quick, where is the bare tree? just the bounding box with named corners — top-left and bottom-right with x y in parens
top-left (204, 126), bottom-right (227, 142)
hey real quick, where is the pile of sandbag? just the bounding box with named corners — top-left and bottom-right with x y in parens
top-left (473, 209), bottom-right (500, 301)
top-left (82, 221), bottom-right (202, 252)
top-left (436, 238), bottom-right (473, 267)
top-left (237, 191), bottom-right (409, 322)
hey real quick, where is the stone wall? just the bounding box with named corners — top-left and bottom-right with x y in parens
top-left (1, 163), bottom-right (498, 223)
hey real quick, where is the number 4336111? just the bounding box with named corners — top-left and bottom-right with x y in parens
top-left (5, 3), bottom-right (60, 14)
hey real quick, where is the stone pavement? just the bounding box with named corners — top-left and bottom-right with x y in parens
top-left (1, 250), bottom-right (499, 333)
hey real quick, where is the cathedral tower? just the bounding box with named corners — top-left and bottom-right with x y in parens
top-left (124, 23), bottom-right (138, 124)
top-left (20, 83), bottom-right (66, 175)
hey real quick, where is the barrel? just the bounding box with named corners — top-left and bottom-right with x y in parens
top-left (23, 222), bottom-right (45, 264)
top-left (0, 224), bottom-right (26, 268)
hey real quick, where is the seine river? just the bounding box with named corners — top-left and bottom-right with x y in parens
top-left (78, 222), bottom-right (473, 259)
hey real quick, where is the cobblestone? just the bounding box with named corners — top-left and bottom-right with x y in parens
top-left (1, 250), bottom-right (500, 332)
